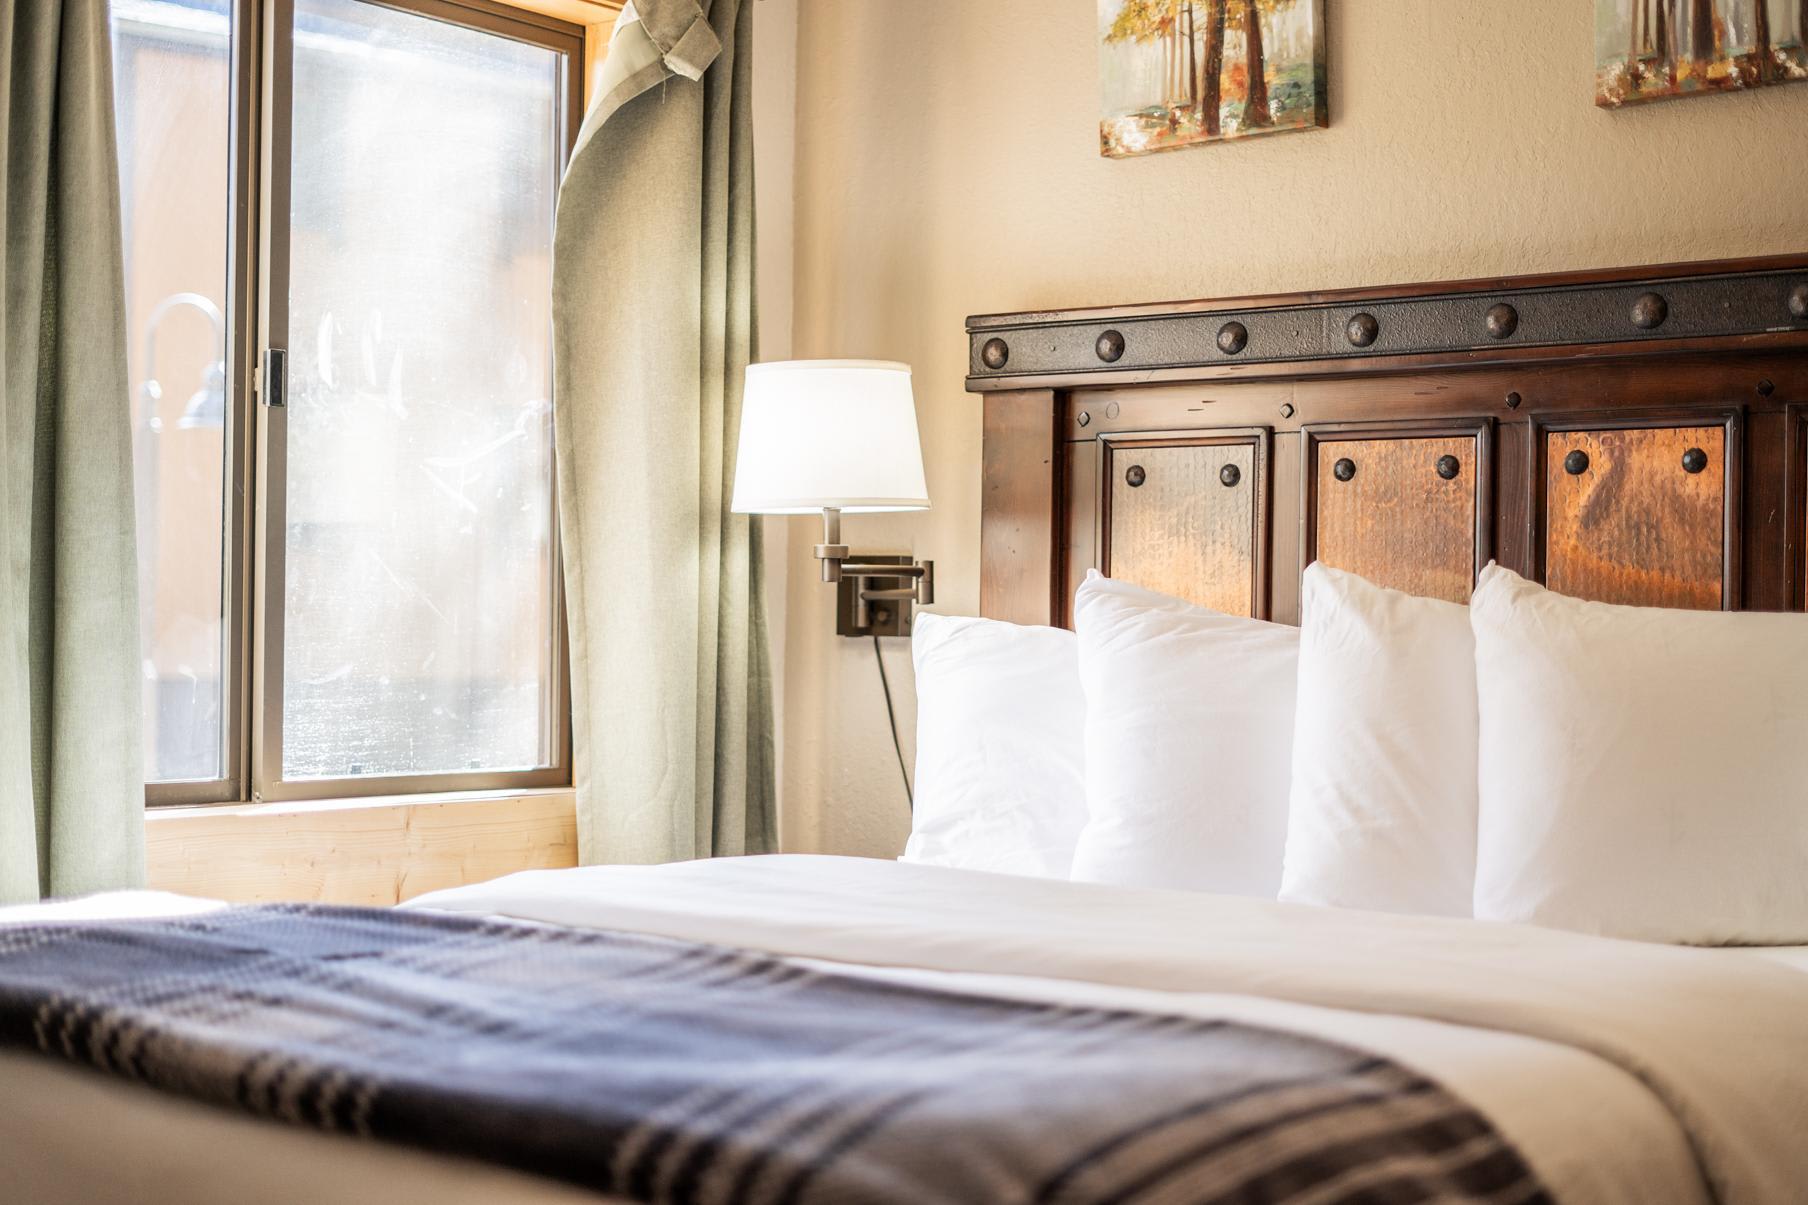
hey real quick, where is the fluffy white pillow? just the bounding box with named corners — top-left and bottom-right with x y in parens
top-left (901, 614), bottom-right (1088, 879)
top-left (1070, 573), bottom-right (1298, 896)
top-left (1280, 564), bottom-right (1478, 917)
top-left (1470, 564), bottom-right (1808, 944)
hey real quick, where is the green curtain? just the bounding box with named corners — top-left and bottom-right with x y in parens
top-left (552, 0), bottom-right (775, 863)
top-left (0, 1), bottom-right (145, 902)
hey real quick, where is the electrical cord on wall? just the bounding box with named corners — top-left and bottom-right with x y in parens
top-left (872, 636), bottom-right (913, 810)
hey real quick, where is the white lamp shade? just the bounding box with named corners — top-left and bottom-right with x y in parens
top-left (731, 359), bottom-right (931, 514)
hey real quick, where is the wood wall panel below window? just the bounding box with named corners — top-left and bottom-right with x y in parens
top-left (145, 792), bottom-right (578, 906)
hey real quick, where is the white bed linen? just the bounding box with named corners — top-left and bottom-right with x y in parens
top-left (410, 856), bottom-right (1808, 1205)
top-left (4, 861), bottom-right (1806, 1205)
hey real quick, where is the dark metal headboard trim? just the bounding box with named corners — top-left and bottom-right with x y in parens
top-left (966, 256), bottom-right (1808, 389)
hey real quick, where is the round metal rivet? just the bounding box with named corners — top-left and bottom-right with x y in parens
top-left (1505, 391), bottom-right (1522, 410)
top-left (1216, 321), bottom-right (1249, 356)
top-left (1346, 313), bottom-right (1380, 348)
top-left (1436, 454), bottom-right (1461, 480)
top-left (1095, 329), bottom-right (1125, 363)
top-left (1279, 403), bottom-right (1296, 419)
top-left (1632, 292), bottom-right (1668, 330)
top-left (1076, 411), bottom-right (1091, 427)
top-left (980, 337), bottom-right (1009, 370)
top-left (1333, 457), bottom-right (1357, 482)
top-left (1125, 465), bottom-right (1146, 488)
top-left (1219, 463), bottom-right (1241, 488)
top-left (1564, 449), bottom-right (1590, 476)
top-left (1789, 283), bottom-right (1808, 321)
top-left (1681, 447), bottom-right (1708, 474)
top-left (1485, 303), bottom-right (1519, 340)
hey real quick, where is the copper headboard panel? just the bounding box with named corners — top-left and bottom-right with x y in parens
top-left (965, 255), bottom-right (1808, 627)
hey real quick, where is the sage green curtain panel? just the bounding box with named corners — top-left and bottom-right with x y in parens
top-left (552, 0), bottom-right (776, 863)
top-left (0, 0), bottom-right (146, 902)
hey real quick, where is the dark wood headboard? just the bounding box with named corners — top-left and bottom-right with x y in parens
top-left (966, 255), bottom-right (1808, 627)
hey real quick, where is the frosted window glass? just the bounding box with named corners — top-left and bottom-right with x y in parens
top-left (283, 0), bottom-right (561, 780)
top-left (112, 0), bottom-right (233, 784)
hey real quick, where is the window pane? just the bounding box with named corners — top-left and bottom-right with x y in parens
top-left (112, 0), bottom-right (233, 784)
top-left (283, 0), bottom-right (562, 780)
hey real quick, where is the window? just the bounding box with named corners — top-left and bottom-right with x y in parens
top-left (112, 0), bottom-right (582, 805)
top-left (114, 0), bottom-right (233, 786)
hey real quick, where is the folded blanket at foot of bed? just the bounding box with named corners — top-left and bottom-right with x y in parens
top-left (0, 905), bottom-right (1548, 1205)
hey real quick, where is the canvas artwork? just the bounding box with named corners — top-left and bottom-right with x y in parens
top-left (1596, 0), bottom-right (1808, 107)
top-left (1098, 0), bottom-right (1327, 159)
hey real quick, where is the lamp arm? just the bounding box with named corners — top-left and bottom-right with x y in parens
top-left (839, 562), bottom-right (928, 578)
top-left (808, 505), bottom-right (936, 631)
top-left (813, 507), bottom-right (849, 582)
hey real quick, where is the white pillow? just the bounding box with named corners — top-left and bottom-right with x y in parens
top-left (1280, 564), bottom-right (1478, 917)
top-left (1070, 573), bottom-right (1298, 896)
top-left (1470, 564), bottom-right (1808, 944)
top-left (901, 613), bottom-right (1088, 879)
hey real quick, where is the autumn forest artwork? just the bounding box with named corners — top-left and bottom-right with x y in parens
top-left (1098, 0), bottom-right (1326, 158)
top-left (1596, 0), bottom-right (1808, 106)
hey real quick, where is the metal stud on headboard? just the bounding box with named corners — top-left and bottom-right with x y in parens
top-left (1632, 292), bottom-right (1669, 330)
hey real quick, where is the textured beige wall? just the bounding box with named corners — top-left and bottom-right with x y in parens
top-left (778, 0), bottom-right (1808, 858)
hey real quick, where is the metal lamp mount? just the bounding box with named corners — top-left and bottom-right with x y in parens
top-left (813, 507), bottom-right (934, 638)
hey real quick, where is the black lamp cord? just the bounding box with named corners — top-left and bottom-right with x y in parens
top-left (872, 636), bottom-right (913, 810)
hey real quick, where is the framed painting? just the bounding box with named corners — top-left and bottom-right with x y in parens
top-left (1596, 0), bottom-right (1808, 107)
top-left (1098, 0), bottom-right (1328, 159)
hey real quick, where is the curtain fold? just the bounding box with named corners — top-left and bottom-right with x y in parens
top-left (0, 0), bottom-right (146, 902)
top-left (552, 0), bottom-right (775, 863)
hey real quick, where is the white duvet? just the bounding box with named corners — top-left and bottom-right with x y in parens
top-left (409, 855), bottom-right (1808, 1205)
top-left (5, 855), bottom-right (1808, 1205)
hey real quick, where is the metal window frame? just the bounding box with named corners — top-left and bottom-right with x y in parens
top-left (147, 0), bottom-right (583, 807)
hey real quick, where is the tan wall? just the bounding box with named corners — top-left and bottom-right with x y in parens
top-left (778, 0), bottom-right (1808, 858)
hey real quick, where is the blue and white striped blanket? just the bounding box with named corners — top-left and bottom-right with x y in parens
top-left (0, 904), bottom-right (1549, 1204)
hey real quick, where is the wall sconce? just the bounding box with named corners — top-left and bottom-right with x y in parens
top-left (731, 360), bottom-right (934, 637)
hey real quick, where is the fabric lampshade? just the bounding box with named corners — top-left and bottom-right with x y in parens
top-left (731, 360), bottom-right (931, 513)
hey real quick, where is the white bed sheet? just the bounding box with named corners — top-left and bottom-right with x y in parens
top-left (3, 859), bottom-right (1806, 1205)
top-left (408, 856), bottom-right (1808, 1205)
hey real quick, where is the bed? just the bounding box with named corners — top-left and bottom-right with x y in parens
top-left (6, 255), bottom-right (1808, 1204)
top-left (4, 860), bottom-right (1808, 1203)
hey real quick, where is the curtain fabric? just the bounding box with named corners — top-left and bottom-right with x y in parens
top-left (552, 0), bottom-right (775, 863)
top-left (0, 1), bottom-right (145, 902)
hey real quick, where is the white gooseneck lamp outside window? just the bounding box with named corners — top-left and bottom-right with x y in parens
top-left (731, 360), bottom-right (933, 637)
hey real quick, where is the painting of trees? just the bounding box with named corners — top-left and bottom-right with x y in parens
top-left (1597, 0), bottom-right (1808, 107)
top-left (1099, 0), bottom-right (1327, 157)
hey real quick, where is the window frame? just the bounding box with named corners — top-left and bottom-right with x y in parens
top-left (144, 0), bottom-right (583, 807)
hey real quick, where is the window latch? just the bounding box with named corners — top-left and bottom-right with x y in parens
top-left (259, 348), bottom-right (287, 408)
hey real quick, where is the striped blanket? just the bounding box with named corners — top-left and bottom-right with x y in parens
top-left (0, 905), bottom-right (1549, 1204)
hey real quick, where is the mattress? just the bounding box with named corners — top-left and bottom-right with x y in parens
top-left (4, 860), bottom-right (1807, 1204)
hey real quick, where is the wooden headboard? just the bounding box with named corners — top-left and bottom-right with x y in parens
top-left (965, 255), bottom-right (1808, 627)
